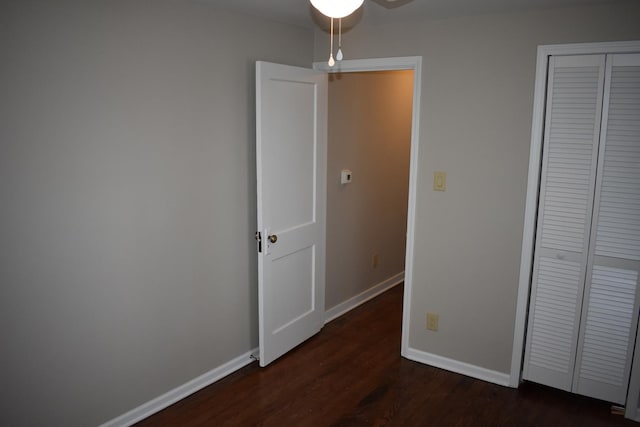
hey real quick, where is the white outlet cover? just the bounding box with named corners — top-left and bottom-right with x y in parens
top-left (341, 169), bottom-right (352, 184)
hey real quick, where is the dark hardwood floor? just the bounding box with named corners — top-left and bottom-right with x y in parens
top-left (137, 285), bottom-right (636, 426)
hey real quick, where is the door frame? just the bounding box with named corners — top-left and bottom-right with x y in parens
top-left (313, 56), bottom-right (422, 361)
top-left (512, 40), bottom-right (640, 420)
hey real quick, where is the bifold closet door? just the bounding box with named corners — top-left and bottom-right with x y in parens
top-left (573, 53), bottom-right (640, 405)
top-left (523, 55), bottom-right (606, 392)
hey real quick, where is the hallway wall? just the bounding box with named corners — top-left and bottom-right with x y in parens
top-left (326, 71), bottom-right (413, 309)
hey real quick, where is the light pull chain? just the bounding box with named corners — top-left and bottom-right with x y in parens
top-left (328, 17), bottom-right (335, 67)
top-left (336, 18), bottom-right (343, 61)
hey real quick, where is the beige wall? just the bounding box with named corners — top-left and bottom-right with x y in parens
top-left (3, 1), bottom-right (639, 424)
top-left (315, 2), bottom-right (640, 373)
top-left (0, 1), bottom-right (312, 426)
top-left (326, 71), bottom-right (413, 309)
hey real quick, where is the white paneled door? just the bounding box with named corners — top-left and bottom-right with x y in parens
top-left (255, 62), bottom-right (327, 367)
top-left (524, 53), bottom-right (640, 405)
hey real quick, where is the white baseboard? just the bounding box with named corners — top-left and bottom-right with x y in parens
top-left (100, 348), bottom-right (258, 427)
top-left (404, 347), bottom-right (511, 387)
top-left (101, 272), bottom-right (404, 426)
top-left (324, 271), bottom-right (404, 324)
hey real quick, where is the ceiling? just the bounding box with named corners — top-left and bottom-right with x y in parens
top-left (201, 0), bottom-right (626, 28)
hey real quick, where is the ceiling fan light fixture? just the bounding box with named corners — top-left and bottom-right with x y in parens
top-left (310, 0), bottom-right (364, 18)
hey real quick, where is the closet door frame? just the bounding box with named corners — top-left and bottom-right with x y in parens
top-left (512, 40), bottom-right (640, 421)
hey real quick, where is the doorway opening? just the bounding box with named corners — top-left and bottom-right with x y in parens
top-left (324, 70), bottom-right (413, 320)
top-left (314, 57), bottom-right (422, 357)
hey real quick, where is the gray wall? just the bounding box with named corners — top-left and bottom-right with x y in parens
top-left (0, 1), bottom-right (312, 425)
top-left (3, 0), bottom-right (640, 425)
top-left (315, 2), bottom-right (640, 373)
top-left (326, 71), bottom-right (413, 309)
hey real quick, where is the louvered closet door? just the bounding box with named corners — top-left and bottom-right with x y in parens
top-left (573, 53), bottom-right (640, 405)
top-left (523, 55), bottom-right (606, 391)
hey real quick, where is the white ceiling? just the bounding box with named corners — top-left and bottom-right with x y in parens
top-left (201, 0), bottom-right (626, 28)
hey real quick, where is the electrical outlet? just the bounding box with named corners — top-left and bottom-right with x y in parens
top-left (372, 254), bottom-right (379, 268)
top-left (427, 312), bottom-right (439, 331)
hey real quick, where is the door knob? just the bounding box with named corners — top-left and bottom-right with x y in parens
top-left (268, 234), bottom-right (278, 244)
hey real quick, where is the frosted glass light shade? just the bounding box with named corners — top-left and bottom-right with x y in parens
top-left (310, 0), bottom-right (364, 18)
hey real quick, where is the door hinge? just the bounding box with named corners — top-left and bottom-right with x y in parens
top-left (255, 231), bottom-right (262, 253)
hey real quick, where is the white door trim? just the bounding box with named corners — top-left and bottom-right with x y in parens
top-left (512, 40), bottom-right (640, 419)
top-left (313, 56), bottom-right (422, 362)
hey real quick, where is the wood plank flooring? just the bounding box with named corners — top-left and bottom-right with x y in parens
top-left (137, 285), bottom-right (636, 426)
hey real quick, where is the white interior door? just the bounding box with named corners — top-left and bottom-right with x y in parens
top-left (523, 52), bottom-right (640, 405)
top-left (573, 53), bottom-right (640, 404)
top-left (255, 61), bottom-right (327, 367)
top-left (523, 54), bottom-right (606, 391)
